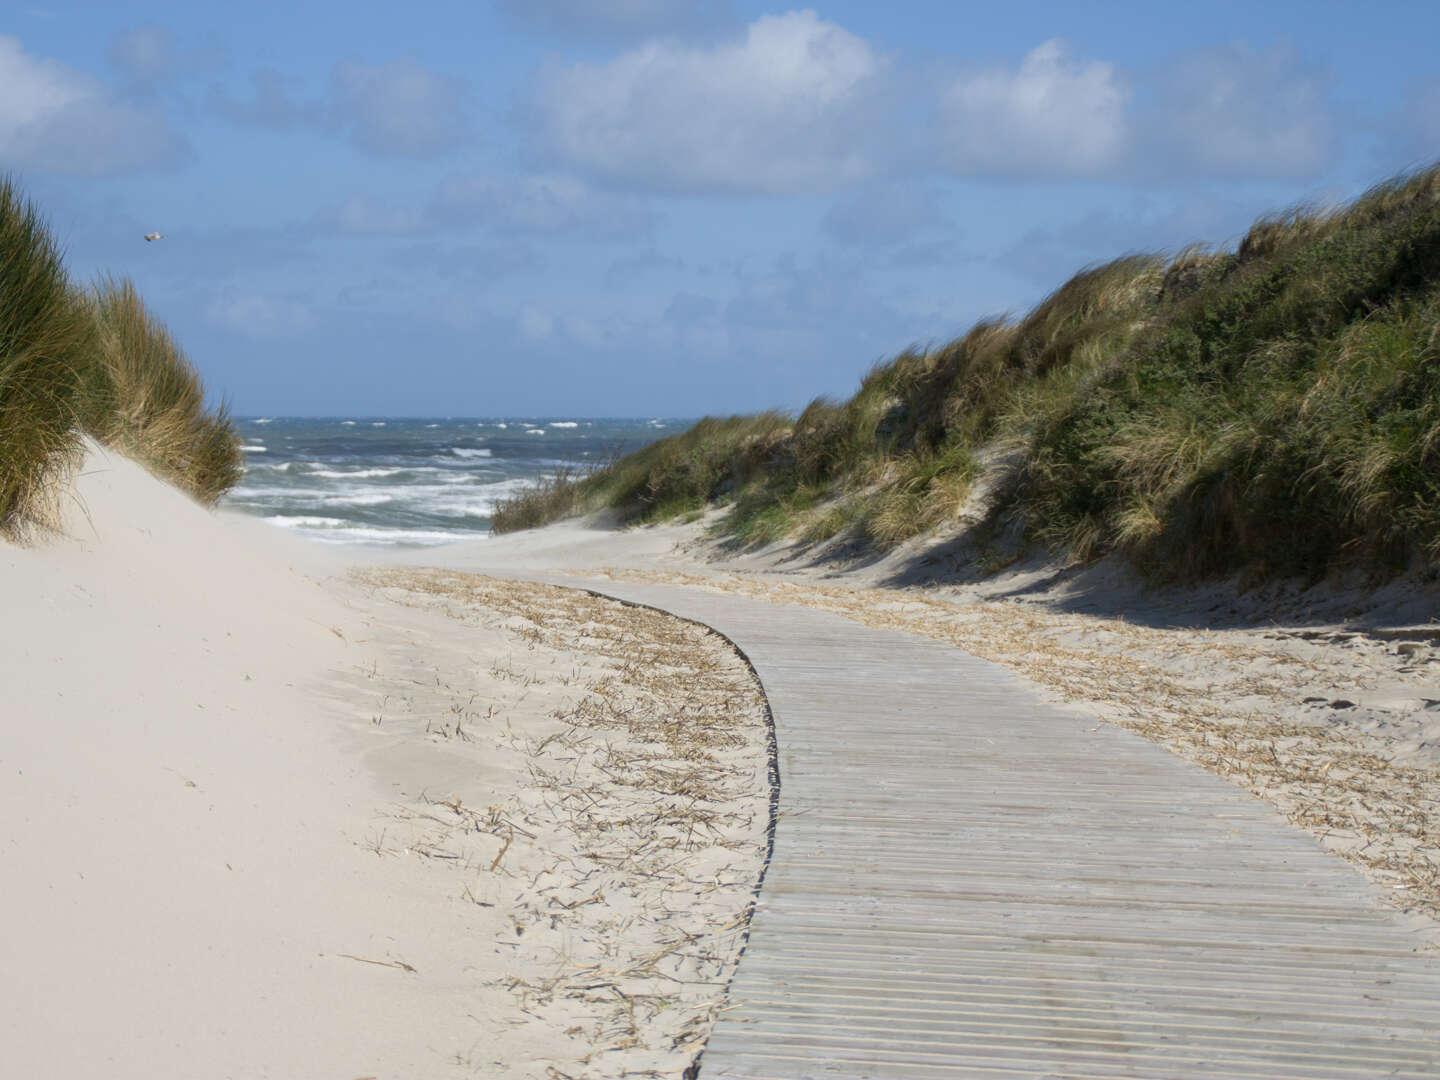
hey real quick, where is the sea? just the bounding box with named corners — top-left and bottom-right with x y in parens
top-left (222, 417), bottom-right (682, 548)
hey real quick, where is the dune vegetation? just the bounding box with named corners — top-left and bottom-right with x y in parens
top-left (0, 177), bottom-right (240, 539)
top-left (494, 163), bottom-right (1440, 583)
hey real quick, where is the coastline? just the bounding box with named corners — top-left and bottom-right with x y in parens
top-left (5, 445), bottom-right (1437, 1075)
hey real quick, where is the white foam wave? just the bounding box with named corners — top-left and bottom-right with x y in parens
top-left (371, 421), bottom-right (386, 427)
top-left (251, 417), bottom-right (273, 424)
top-left (271, 520), bottom-right (490, 547)
top-left (230, 485), bottom-right (332, 500)
top-left (526, 428), bottom-right (545, 435)
top-left (265, 515), bottom-right (349, 529)
top-left (323, 493), bottom-right (396, 507)
top-left (495, 423), bottom-right (508, 429)
top-left (341, 420), bottom-right (357, 426)
top-left (549, 421), bottom-right (578, 428)
top-left (240, 445), bottom-right (268, 453)
top-left (451, 447), bottom-right (493, 458)
top-left (309, 467), bottom-right (406, 479)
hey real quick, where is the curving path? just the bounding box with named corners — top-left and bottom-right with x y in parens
top-left (523, 575), bottom-right (1440, 1078)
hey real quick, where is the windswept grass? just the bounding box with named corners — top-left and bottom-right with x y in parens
top-left (82, 277), bottom-right (242, 504)
top-left (0, 177), bottom-right (241, 539)
top-left (0, 177), bottom-right (94, 536)
top-left (1014, 166), bottom-right (1440, 578)
top-left (495, 162), bottom-right (1440, 584)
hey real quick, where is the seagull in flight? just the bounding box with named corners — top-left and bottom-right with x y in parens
top-left (144, 232), bottom-right (166, 242)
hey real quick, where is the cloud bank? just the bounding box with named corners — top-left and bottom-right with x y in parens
top-left (533, 10), bottom-right (884, 194)
top-left (0, 35), bottom-right (187, 176)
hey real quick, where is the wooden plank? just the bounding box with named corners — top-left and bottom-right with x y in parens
top-left (517, 576), bottom-right (1440, 1078)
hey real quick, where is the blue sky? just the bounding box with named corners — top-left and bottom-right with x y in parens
top-left (5, 1), bottom-right (1438, 416)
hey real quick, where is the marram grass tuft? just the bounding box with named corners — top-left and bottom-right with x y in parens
top-left (82, 277), bottom-right (241, 505)
top-left (0, 177), bottom-right (241, 539)
top-left (0, 177), bottom-right (93, 537)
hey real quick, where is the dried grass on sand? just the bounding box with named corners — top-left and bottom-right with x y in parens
top-left (348, 569), bottom-right (772, 1077)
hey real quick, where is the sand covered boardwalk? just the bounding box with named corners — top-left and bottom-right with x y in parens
top-left (528, 576), bottom-right (1440, 1079)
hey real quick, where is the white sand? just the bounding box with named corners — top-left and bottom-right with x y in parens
top-left (0, 448), bottom-right (769, 1078)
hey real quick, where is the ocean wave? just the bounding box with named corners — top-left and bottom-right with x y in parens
top-left (240, 445), bottom-right (267, 453)
top-left (341, 420), bottom-right (357, 426)
top-left (525, 428), bottom-right (545, 435)
top-left (308, 467), bottom-right (406, 479)
top-left (251, 417), bottom-right (273, 424)
top-left (264, 515), bottom-right (349, 529)
top-left (451, 447), bottom-right (493, 458)
top-left (229, 485), bottom-right (333, 500)
top-left (321, 492), bottom-right (397, 507)
top-left (371, 421), bottom-right (386, 427)
top-left (549, 421), bottom-right (578, 428)
top-left (274, 522), bottom-right (490, 546)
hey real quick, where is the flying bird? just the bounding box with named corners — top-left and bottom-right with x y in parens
top-left (144, 232), bottom-right (166, 242)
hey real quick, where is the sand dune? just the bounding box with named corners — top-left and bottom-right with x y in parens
top-left (0, 448), bottom-right (769, 1078)
top-left (7, 447), bottom-right (1437, 1077)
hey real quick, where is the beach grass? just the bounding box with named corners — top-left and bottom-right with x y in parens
top-left (0, 177), bottom-right (95, 536)
top-left (0, 177), bottom-right (240, 537)
top-left (498, 162), bottom-right (1440, 583)
top-left (83, 276), bottom-right (242, 504)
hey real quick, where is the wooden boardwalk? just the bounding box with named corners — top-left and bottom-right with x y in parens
top-left (529, 576), bottom-right (1440, 1078)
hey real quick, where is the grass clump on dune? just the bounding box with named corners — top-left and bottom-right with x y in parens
top-left (1013, 167), bottom-right (1440, 579)
top-left (498, 162), bottom-right (1440, 584)
top-left (82, 277), bottom-right (242, 505)
top-left (0, 177), bottom-right (95, 536)
top-left (0, 177), bottom-right (241, 539)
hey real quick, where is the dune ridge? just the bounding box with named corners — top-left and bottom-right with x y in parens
top-left (1, 445), bottom-right (770, 1078)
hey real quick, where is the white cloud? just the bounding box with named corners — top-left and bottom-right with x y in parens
top-left (533, 9), bottom-right (883, 194)
top-left (0, 35), bottom-right (187, 175)
top-left (1148, 42), bottom-right (1334, 178)
top-left (331, 57), bottom-right (472, 158)
top-left (433, 171), bottom-right (654, 236)
top-left (937, 39), bottom-right (1128, 178)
